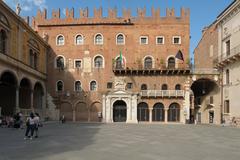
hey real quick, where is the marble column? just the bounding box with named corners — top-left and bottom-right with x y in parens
top-left (164, 108), bottom-right (168, 123)
top-left (149, 108), bottom-right (153, 123)
top-left (15, 87), bottom-right (20, 113)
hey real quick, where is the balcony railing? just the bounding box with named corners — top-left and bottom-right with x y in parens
top-left (214, 44), bottom-right (240, 64)
top-left (113, 62), bottom-right (190, 75)
top-left (140, 90), bottom-right (185, 98)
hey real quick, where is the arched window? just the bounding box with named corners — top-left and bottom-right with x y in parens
top-left (175, 84), bottom-right (181, 90)
top-left (75, 81), bottom-right (82, 92)
top-left (56, 35), bottom-right (64, 46)
top-left (162, 84), bottom-right (168, 90)
top-left (94, 56), bottom-right (103, 68)
top-left (76, 35), bottom-right (83, 45)
top-left (168, 57), bottom-right (175, 69)
top-left (90, 81), bottom-right (97, 91)
top-left (152, 103), bottom-right (164, 122)
top-left (137, 102), bottom-right (149, 121)
top-left (141, 84), bottom-right (147, 90)
top-left (116, 34), bottom-right (124, 45)
top-left (95, 34), bottom-right (103, 45)
top-left (0, 29), bottom-right (7, 54)
top-left (168, 103), bottom-right (180, 122)
top-left (144, 57), bottom-right (153, 69)
top-left (226, 69), bottom-right (229, 85)
top-left (56, 81), bottom-right (64, 91)
top-left (56, 56), bottom-right (65, 69)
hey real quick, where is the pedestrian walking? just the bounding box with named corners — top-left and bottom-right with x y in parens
top-left (24, 113), bottom-right (35, 140)
top-left (34, 113), bottom-right (40, 138)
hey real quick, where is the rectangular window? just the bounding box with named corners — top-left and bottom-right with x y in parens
top-left (226, 40), bottom-right (230, 56)
top-left (74, 60), bottom-right (82, 68)
top-left (156, 36), bottom-right (164, 44)
top-left (107, 82), bottom-right (113, 89)
top-left (173, 36), bottom-right (181, 44)
top-left (140, 36), bottom-right (148, 45)
top-left (127, 83), bottom-right (133, 89)
top-left (224, 100), bottom-right (230, 113)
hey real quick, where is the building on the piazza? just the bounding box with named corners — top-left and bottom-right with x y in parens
top-left (194, 0), bottom-right (240, 126)
top-left (0, 1), bottom-right (48, 118)
top-left (32, 7), bottom-right (196, 123)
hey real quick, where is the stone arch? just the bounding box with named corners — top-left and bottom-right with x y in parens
top-left (143, 55), bottom-right (155, 69)
top-left (116, 33), bottom-right (125, 45)
top-left (56, 34), bottom-right (65, 46)
top-left (33, 82), bottom-right (44, 110)
top-left (19, 78), bottom-right (32, 109)
top-left (152, 103), bottom-right (165, 122)
top-left (0, 71), bottom-right (18, 116)
top-left (89, 101), bottom-right (102, 122)
top-left (113, 100), bottom-right (127, 122)
top-left (60, 101), bottom-right (73, 121)
top-left (168, 103), bottom-right (180, 122)
top-left (137, 102), bottom-right (149, 121)
top-left (75, 101), bottom-right (88, 121)
top-left (93, 54), bottom-right (105, 68)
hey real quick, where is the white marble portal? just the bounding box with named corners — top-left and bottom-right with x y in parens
top-left (102, 90), bottom-right (138, 123)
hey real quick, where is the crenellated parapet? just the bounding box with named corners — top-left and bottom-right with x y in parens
top-left (32, 7), bottom-right (190, 29)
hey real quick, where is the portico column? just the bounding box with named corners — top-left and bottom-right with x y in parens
top-left (164, 108), bottom-right (168, 123)
top-left (72, 106), bottom-right (76, 122)
top-left (31, 90), bottom-right (34, 113)
top-left (15, 87), bottom-right (20, 113)
top-left (149, 108), bottom-right (153, 123)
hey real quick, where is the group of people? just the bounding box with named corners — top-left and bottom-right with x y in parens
top-left (24, 112), bottom-right (40, 140)
top-left (0, 112), bottom-right (24, 128)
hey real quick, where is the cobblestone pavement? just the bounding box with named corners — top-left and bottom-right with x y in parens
top-left (0, 123), bottom-right (240, 160)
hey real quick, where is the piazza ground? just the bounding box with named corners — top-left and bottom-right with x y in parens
top-left (0, 123), bottom-right (240, 160)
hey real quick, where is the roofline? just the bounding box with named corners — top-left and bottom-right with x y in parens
top-left (216, 0), bottom-right (237, 21)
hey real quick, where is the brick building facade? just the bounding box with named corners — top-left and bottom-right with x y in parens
top-left (32, 7), bottom-right (193, 123)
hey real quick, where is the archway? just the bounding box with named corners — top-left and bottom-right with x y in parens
top-left (75, 102), bottom-right (88, 121)
top-left (137, 102), bottom-right (149, 122)
top-left (33, 82), bottom-right (44, 110)
top-left (19, 78), bottom-right (31, 109)
top-left (191, 78), bottom-right (219, 123)
top-left (89, 102), bottom-right (101, 122)
top-left (0, 71), bottom-right (17, 116)
top-left (168, 103), bottom-right (180, 122)
top-left (113, 100), bottom-right (127, 122)
top-left (152, 103), bottom-right (164, 122)
top-left (60, 102), bottom-right (72, 121)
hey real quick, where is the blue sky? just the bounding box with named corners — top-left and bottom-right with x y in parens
top-left (5, 0), bottom-right (233, 60)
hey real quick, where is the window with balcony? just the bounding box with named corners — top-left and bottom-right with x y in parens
top-left (162, 84), bottom-right (168, 90)
top-left (168, 57), bottom-right (175, 69)
top-left (144, 57), bottom-right (153, 69)
top-left (56, 35), bottom-right (64, 46)
top-left (95, 34), bottom-right (103, 45)
top-left (175, 84), bottom-right (181, 90)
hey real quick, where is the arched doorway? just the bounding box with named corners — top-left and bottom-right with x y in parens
top-left (152, 103), bottom-right (164, 122)
top-left (60, 102), bottom-right (73, 121)
top-left (137, 102), bottom-right (149, 122)
top-left (19, 78), bottom-right (32, 109)
top-left (33, 82), bottom-right (44, 110)
top-left (89, 102), bottom-right (101, 122)
top-left (113, 100), bottom-right (127, 122)
top-left (168, 103), bottom-right (180, 122)
top-left (75, 102), bottom-right (88, 121)
top-left (0, 71), bottom-right (17, 116)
